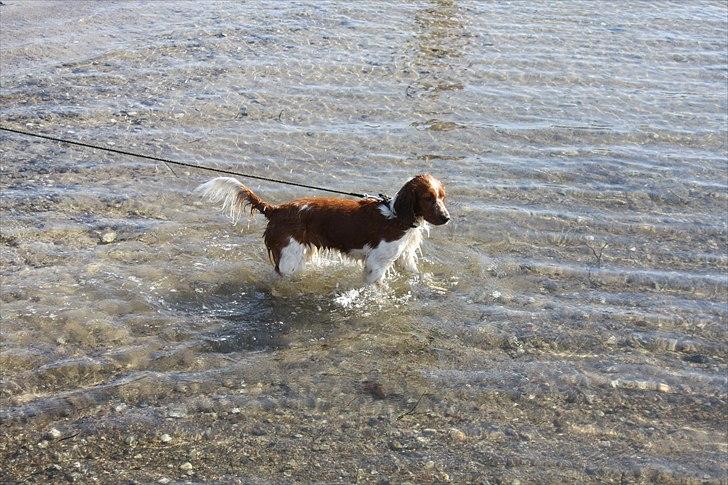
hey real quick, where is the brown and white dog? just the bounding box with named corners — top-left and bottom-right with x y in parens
top-left (195, 174), bottom-right (450, 283)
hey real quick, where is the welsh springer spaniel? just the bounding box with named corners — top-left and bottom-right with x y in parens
top-left (195, 174), bottom-right (450, 283)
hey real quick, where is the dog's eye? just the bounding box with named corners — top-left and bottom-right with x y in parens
top-left (423, 194), bottom-right (434, 201)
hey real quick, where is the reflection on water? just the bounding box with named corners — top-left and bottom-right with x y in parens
top-left (0, 0), bottom-right (726, 482)
top-left (409, 0), bottom-right (469, 140)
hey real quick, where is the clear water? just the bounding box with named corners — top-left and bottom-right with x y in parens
top-left (1, 1), bottom-right (726, 482)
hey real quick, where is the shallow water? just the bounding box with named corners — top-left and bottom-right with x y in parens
top-left (1, 1), bottom-right (726, 483)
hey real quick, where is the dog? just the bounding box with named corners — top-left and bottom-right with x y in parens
top-left (195, 173), bottom-right (450, 283)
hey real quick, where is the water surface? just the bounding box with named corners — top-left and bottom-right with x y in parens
top-left (1, 1), bottom-right (726, 482)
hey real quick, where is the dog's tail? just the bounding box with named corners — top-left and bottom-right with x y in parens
top-left (194, 177), bottom-right (272, 222)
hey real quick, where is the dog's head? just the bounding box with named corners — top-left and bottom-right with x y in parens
top-left (393, 174), bottom-right (450, 227)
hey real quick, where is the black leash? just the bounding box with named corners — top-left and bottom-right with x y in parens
top-left (0, 125), bottom-right (374, 199)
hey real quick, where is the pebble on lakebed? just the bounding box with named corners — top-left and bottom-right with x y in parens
top-left (180, 462), bottom-right (194, 475)
top-left (448, 428), bottom-right (467, 442)
top-left (99, 231), bottom-right (117, 244)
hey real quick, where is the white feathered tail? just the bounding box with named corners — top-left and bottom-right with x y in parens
top-left (194, 177), bottom-right (271, 223)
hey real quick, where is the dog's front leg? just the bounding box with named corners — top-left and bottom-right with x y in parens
top-left (394, 228), bottom-right (422, 274)
top-left (363, 240), bottom-right (403, 283)
top-left (395, 248), bottom-right (418, 273)
top-left (364, 256), bottom-right (395, 284)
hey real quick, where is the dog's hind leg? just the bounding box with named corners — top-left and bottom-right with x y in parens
top-left (277, 237), bottom-right (308, 276)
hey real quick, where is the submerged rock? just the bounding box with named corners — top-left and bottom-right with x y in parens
top-left (99, 231), bottom-right (117, 244)
top-left (448, 428), bottom-right (467, 442)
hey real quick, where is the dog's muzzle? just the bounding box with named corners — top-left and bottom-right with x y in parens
top-left (435, 201), bottom-right (450, 225)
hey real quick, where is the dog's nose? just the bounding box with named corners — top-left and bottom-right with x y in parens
top-left (441, 214), bottom-right (451, 223)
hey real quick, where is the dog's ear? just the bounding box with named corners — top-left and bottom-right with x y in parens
top-left (393, 182), bottom-right (418, 227)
